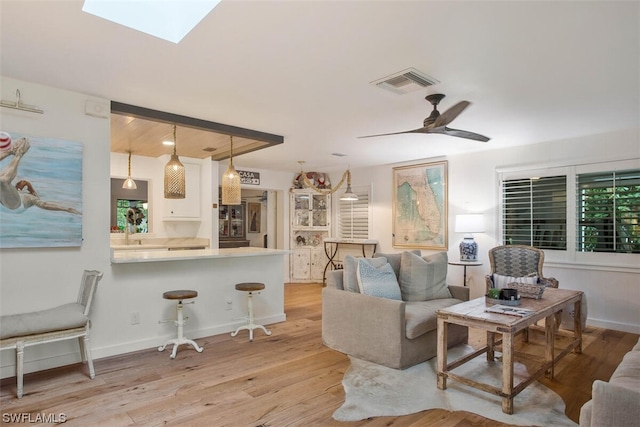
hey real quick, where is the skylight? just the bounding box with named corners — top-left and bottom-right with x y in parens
top-left (82, 0), bottom-right (221, 44)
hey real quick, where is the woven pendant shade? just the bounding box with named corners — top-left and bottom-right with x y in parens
top-left (221, 136), bottom-right (241, 205)
top-left (164, 125), bottom-right (185, 199)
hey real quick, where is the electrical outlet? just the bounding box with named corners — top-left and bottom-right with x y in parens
top-left (225, 298), bottom-right (233, 311)
top-left (130, 312), bottom-right (140, 325)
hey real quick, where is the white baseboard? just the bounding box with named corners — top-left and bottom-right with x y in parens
top-left (587, 318), bottom-right (640, 335)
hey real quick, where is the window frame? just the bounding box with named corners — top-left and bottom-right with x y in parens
top-left (498, 159), bottom-right (640, 269)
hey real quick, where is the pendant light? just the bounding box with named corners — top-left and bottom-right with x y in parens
top-left (221, 135), bottom-right (241, 205)
top-left (164, 124), bottom-right (185, 199)
top-left (339, 169), bottom-right (358, 201)
top-left (122, 151), bottom-right (137, 189)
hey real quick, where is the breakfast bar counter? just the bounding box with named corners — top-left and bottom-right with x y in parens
top-left (111, 246), bottom-right (290, 263)
top-left (105, 246), bottom-right (289, 358)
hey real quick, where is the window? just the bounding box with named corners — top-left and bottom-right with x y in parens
top-left (337, 187), bottom-right (370, 240)
top-left (577, 170), bottom-right (640, 253)
top-left (502, 176), bottom-right (567, 249)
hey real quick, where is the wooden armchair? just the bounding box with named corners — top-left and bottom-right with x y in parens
top-left (485, 245), bottom-right (558, 291)
top-left (0, 270), bottom-right (103, 398)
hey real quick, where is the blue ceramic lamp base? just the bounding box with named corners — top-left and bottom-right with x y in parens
top-left (459, 237), bottom-right (478, 262)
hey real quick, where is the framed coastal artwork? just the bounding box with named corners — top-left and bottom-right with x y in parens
top-left (392, 160), bottom-right (447, 249)
top-left (0, 131), bottom-right (83, 248)
top-left (248, 202), bottom-right (261, 233)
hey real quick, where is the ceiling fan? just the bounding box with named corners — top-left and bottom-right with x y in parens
top-left (359, 93), bottom-right (490, 142)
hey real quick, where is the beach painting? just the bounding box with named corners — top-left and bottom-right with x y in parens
top-left (0, 131), bottom-right (83, 248)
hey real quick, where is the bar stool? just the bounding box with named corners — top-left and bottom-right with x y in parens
top-left (158, 290), bottom-right (204, 359)
top-left (231, 282), bottom-right (272, 342)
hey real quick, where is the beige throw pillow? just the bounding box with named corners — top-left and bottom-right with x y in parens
top-left (399, 251), bottom-right (452, 301)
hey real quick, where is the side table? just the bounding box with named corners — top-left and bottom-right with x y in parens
top-left (323, 239), bottom-right (378, 283)
top-left (448, 260), bottom-right (483, 287)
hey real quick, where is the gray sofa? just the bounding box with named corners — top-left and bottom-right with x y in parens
top-left (579, 337), bottom-right (640, 427)
top-left (321, 251), bottom-right (469, 369)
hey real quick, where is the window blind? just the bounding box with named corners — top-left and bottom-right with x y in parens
top-left (502, 175), bottom-right (567, 249)
top-left (337, 188), bottom-right (369, 240)
top-left (577, 169), bottom-right (640, 253)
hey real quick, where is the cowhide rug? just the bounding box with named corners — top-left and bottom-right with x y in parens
top-left (333, 345), bottom-right (577, 426)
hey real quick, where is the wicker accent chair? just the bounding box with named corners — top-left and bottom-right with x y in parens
top-left (0, 270), bottom-right (103, 398)
top-left (485, 245), bottom-right (558, 291)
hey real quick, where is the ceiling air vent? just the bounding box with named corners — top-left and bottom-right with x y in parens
top-left (372, 68), bottom-right (439, 95)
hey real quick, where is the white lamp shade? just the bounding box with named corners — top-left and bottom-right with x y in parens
top-left (455, 214), bottom-right (485, 233)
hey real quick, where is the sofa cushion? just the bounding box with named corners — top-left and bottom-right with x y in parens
top-left (0, 303), bottom-right (87, 339)
top-left (399, 251), bottom-right (452, 301)
top-left (374, 250), bottom-right (421, 279)
top-left (343, 255), bottom-right (389, 293)
top-left (609, 348), bottom-right (640, 391)
top-left (405, 298), bottom-right (464, 339)
top-left (492, 273), bottom-right (538, 289)
top-left (356, 259), bottom-right (402, 300)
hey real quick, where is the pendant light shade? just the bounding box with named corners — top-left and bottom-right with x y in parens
top-left (164, 125), bottom-right (185, 199)
top-left (122, 151), bottom-right (137, 190)
top-left (221, 135), bottom-right (241, 205)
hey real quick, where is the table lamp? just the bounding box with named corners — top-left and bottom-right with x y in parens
top-left (455, 214), bottom-right (485, 261)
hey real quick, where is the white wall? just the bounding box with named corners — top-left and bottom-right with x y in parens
top-left (349, 128), bottom-right (640, 334)
top-left (0, 77), bottom-right (288, 379)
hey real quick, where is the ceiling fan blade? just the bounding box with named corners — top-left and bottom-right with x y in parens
top-left (358, 128), bottom-right (427, 138)
top-left (432, 101), bottom-right (470, 128)
top-left (436, 126), bottom-right (490, 142)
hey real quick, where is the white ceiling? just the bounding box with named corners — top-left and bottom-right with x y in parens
top-left (1, 1), bottom-right (638, 173)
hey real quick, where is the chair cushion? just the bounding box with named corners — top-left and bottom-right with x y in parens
top-left (399, 251), bottom-right (452, 301)
top-left (405, 298), bottom-right (464, 339)
top-left (0, 303), bottom-right (88, 340)
top-left (492, 273), bottom-right (538, 289)
top-left (343, 255), bottom-right (389, 293)
top-left (374, 250), bottom-right (420, 279)
top-left (356, 259), bottom-right (401, 300)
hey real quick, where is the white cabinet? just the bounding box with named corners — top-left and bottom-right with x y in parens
top-left (291, 247), bottom-right (326, 282)
top-left (163, 162), bottom-right (201, 220)
top-left (290, 189), bottom-right (331, 283)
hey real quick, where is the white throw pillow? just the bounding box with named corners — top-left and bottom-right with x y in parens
top-left (356, 259), bottom-right (401, 300)
top-left (492, 273), bottom-right (538, 289)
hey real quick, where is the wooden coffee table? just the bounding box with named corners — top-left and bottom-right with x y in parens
top-left (436, 288), bottom-right (583, 414)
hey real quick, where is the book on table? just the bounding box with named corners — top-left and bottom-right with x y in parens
top-left (485, 304), bottom-right (535, 317)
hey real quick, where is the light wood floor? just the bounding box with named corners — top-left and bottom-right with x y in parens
top-left (1, 283), bottom-right (638, 426)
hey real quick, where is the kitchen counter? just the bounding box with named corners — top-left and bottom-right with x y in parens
top-left (111, 246), bottom-right (290, 264)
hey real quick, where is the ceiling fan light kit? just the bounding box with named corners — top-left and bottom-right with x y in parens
top-left (164, 125), bottom-right (186, 199)
top-left (359, 93), bottom-right (490, 142)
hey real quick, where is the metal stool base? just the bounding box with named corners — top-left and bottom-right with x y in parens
top-left (159, 298), bottom-right (203, 359)
top-left (231, 288), bottom-right (272, 342)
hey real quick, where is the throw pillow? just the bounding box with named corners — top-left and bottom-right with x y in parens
top-left (399, 251), bottom-right (452, 301)
top-left (356, 259), bottom-right (401, 300)
top-left (374, 250), bottom-right (421, 279)
top-left (343, 255), bottom-right (389, 293)
top-left (492, 273), bottom-right (539, 289)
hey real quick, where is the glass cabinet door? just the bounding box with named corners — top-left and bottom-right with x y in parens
top-left (311, 194), bottom-right (328, 227)
top-left (219, 205), bottom-right (229, 237)
top-left (294, 194), bottom-right (310, 227)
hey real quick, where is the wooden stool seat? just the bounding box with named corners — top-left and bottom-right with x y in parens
top-left (235, 283), bottom-right (265, 293)
top-left (158, 290), bottom-right (203, 359)
top-left (163, 290), bottom-right (198, 300)
top-left (231, 282), bottom-right (271, 342)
